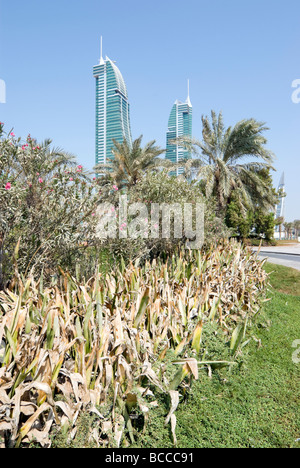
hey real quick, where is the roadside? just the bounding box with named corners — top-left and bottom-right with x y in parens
top-left (252, 243), bottom-right (300, 271)
top-left (134, 263), bottom-right (300, 448)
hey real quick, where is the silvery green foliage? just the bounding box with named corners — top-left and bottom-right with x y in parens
top-left (0, 125), bottom-right (104, 287)
top-left (94, 171), bottom-right (231, 263)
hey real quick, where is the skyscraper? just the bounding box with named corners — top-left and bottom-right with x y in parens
top-left (275, 172), bottom-right (286, 238)
top-left (276, 172), bottom-right (285, 210)
top-left (166, 83), bottom-right (192, 176)
top-left (275, 172), bottom-right (285, 217)
top-left (93, 40), bottom-right (132, 166)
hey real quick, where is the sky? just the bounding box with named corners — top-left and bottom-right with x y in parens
top-left (0, 0), bottom-right (300, 221)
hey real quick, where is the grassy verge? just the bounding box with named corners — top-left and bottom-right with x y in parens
top-left (264, 262), bottom-right (300, 296)
top-left (276, 240), bottom-right (299, 245)
top-left (133, 263), bottom-right (300, 448)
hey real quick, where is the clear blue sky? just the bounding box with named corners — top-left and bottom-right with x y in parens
top-left (1, 0), bottom-right (300, 221)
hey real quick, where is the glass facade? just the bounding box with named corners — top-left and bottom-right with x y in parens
top-left (275, 173), bottom-right (285, 221)
top-left (166, 96), bottom-right (192, 176)
top-left (93, 55), bottom-right (132, 165)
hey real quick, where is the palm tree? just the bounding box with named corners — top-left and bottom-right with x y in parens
top-left (283, 222), bottom-right (293, 240)
top-left (176, 111), bottom-right (276, 216)
top-left (293, 220), bottom-right (300, 241)
top-left (94, 135), bottom-right (172, 189)
top-left (275, 216), bottom-right (285, 240)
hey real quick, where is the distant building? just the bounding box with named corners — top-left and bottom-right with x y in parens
top-left (275, 172), bottom-right (285, 219)
top-left (274, 172), bottom-right (286, 238)
top-left (93, 39), bottom-right (132, 166)
top-left (166, 83), bottom-right (192, 176)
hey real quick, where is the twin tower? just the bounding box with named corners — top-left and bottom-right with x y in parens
top-left (93, 42), bottom-right (192, 174)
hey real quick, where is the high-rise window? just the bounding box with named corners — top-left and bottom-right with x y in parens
top-left (93, 45), bottom-right (132, 166)
top-left (166, 87), bottom-right (192, 176)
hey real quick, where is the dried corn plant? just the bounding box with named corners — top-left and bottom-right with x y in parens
top-left (0, 240), bottom-right (268, 448)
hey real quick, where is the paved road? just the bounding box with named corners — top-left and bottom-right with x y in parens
top-left (255, 250), bottom-right (300, 271)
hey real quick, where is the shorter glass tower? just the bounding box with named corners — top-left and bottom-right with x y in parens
top-left (275, 172), bottom-right (286, 237)
top-left (93, 42), bottom-right (132, 166)
top-left (275, 173), bottom-right (285, 219)
top-left (166, 85), bottom-right (192, 176)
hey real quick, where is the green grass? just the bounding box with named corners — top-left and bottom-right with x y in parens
top-left (133, 263), bottom-right (300, 448)
top-left (264, 262), bottom-right (300, 296)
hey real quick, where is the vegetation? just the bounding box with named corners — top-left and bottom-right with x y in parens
top-left (225, 169), bottom-right (277, 242)
top-left (0, 109), bottom-right (297, 449)
top-left (0, 126), bottom-right (229, 287)
top-left (94, 135), bottom-right (171, 189)
top-left (128, 263), bottom-right (300, 448)
top-left (0, 127), bottom-right (104, 288)
top-left (264, 262), bottom-right (300, 296)
top-left (0, 242), bottom-right (268, 448)
top-left (176, 111), bottom-right (277, 217)
top-left (294, 220), bottom-right (300, 239)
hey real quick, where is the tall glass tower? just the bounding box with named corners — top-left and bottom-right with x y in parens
top-left (275, 172), bottom-right (286, 238)
top-left (166, 84), bottom-right (192, 176)
top-left (275, 172), bottom-right (285, 220)
top-left (93, 40), bottom-right (132, 166)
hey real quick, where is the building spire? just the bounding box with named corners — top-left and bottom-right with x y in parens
top-left (278, 172), bottom-right (285, 187)
top-left (186, 79), bottom-right (192, 107)
top-left (99, 36), bottom-right (105, 65)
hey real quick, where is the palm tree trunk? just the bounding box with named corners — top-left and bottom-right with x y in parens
top-left (215, 172), bottom-right (226, 217)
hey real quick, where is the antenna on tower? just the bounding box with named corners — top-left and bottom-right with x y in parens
top-left (186, 79), bottom-right (192, 106)
top-left (99, 36), bottom-right (104, 65)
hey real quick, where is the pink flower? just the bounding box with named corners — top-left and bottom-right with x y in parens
top-left (113, 185), bottom-right (118, 191)
top-left (5, 182), bottom-right (11, 190)
top-left (69, 177), bottom-right (73, 181)
top-left (38, 177), bottom-right (43, 184)
top-left (10, 132), bottom-right (15, 137)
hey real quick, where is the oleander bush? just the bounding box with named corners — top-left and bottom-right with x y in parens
top-left (0, 241), bottom-right (268, 448)
top-left (0, 126), bottom-right (105, 289)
